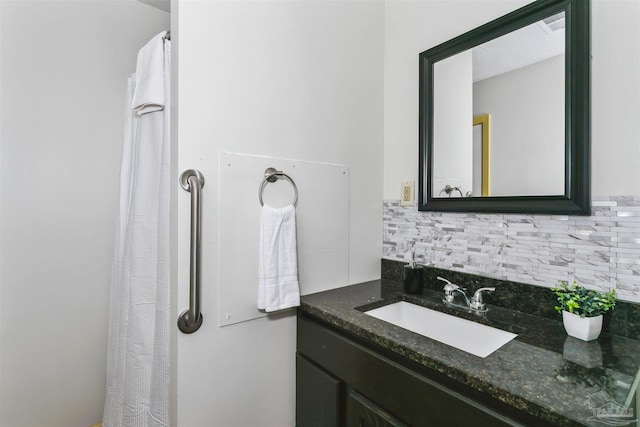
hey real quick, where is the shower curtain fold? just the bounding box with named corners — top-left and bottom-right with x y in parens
top-left (103, 33), bottom-right (170, 427)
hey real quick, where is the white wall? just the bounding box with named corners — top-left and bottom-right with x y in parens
top-left (0, 2), bottom-right (169, 426)
top-left (0, 4), bottom-right (3, 423)
top-left (175, 1), bottom-right (384, 425)
top-left (591, 0), bottom-right (640, 195)
top-left (473, 55), bottom-right (565, 196)
top-left (383, 0), bottom-right (640, 199)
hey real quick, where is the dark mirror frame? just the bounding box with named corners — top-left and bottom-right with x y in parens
top-left (419, 0), bottom-right (590, 215)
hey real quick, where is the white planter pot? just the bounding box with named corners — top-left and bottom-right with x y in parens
top-left (562, 311), bottom-right (603, 342)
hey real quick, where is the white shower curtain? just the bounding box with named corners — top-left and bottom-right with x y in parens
top-left (103, 32), bottom-right (171, 427)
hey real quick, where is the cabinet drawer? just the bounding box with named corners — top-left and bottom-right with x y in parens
top-left (296, 354), bottom-right (342, 427)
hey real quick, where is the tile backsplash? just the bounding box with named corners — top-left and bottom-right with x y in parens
top-left (383, 196), bottom-right (640, 303)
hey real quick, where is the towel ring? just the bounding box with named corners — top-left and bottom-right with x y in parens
top-left (258, 167), bottom-right (298, 207)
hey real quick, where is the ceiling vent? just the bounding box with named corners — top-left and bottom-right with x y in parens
top-left (538, 12), bottom-right (565, 34)
top-left (137, 0), bottom-right (170, 13)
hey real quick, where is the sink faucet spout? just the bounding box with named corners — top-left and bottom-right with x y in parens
top-left (437, 276), bottom-right (471, 307)
top-left (454, 288), bottom-right (471, 307)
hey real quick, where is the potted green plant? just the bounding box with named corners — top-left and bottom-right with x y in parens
top-left (551, 280), bottom-right (616, 341)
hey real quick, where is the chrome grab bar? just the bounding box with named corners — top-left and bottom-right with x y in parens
top-left (178, 169), bottom-right (205, 334)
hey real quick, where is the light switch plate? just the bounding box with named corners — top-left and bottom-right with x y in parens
top-left (400, 181), bottom-right (414, 206)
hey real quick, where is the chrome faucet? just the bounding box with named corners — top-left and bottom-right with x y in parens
top-left (437, 277), bottom-right (495, 312)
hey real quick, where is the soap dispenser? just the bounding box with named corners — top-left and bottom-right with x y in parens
top-left (403, 250), bottom-right (424, 294)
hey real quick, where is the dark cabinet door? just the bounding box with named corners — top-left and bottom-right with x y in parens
top-left (347, 390), bottom-right (408, 427)
top-left (296, 354), bottom-right (343, 427)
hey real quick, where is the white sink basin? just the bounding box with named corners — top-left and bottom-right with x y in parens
top-left (364, 301), bottom-right (517, 358)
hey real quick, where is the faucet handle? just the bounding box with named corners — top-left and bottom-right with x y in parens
top-left (438, 276), bottom-right (466, 304)
top-left (470, 287), bottom-right (495, 311)
top-left (437, 276), bottom-right (462, 291)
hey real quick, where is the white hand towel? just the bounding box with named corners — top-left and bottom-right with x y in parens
top-left (258, 204), bottom-right (300, 312)
top-left (131, 31), bottom-right (167, 115)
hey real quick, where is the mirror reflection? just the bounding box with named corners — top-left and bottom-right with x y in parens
top-left (432, 12), bottom-right (566, 198)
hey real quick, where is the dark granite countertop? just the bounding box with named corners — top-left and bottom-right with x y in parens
top-left (299, 279), bottom-right (640, 426)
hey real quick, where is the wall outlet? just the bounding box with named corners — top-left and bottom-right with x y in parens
top-left (400, 181), bottom-right (415, 206)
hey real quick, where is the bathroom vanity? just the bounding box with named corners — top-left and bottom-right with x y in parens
top-left (296, 280), bottom-right (640, 426)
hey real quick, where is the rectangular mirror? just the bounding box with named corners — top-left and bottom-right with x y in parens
top-left (419, 0), bottom-right (590, 214)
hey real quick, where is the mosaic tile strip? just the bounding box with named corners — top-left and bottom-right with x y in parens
top-left (383, 196), bottom-right (640, 303)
